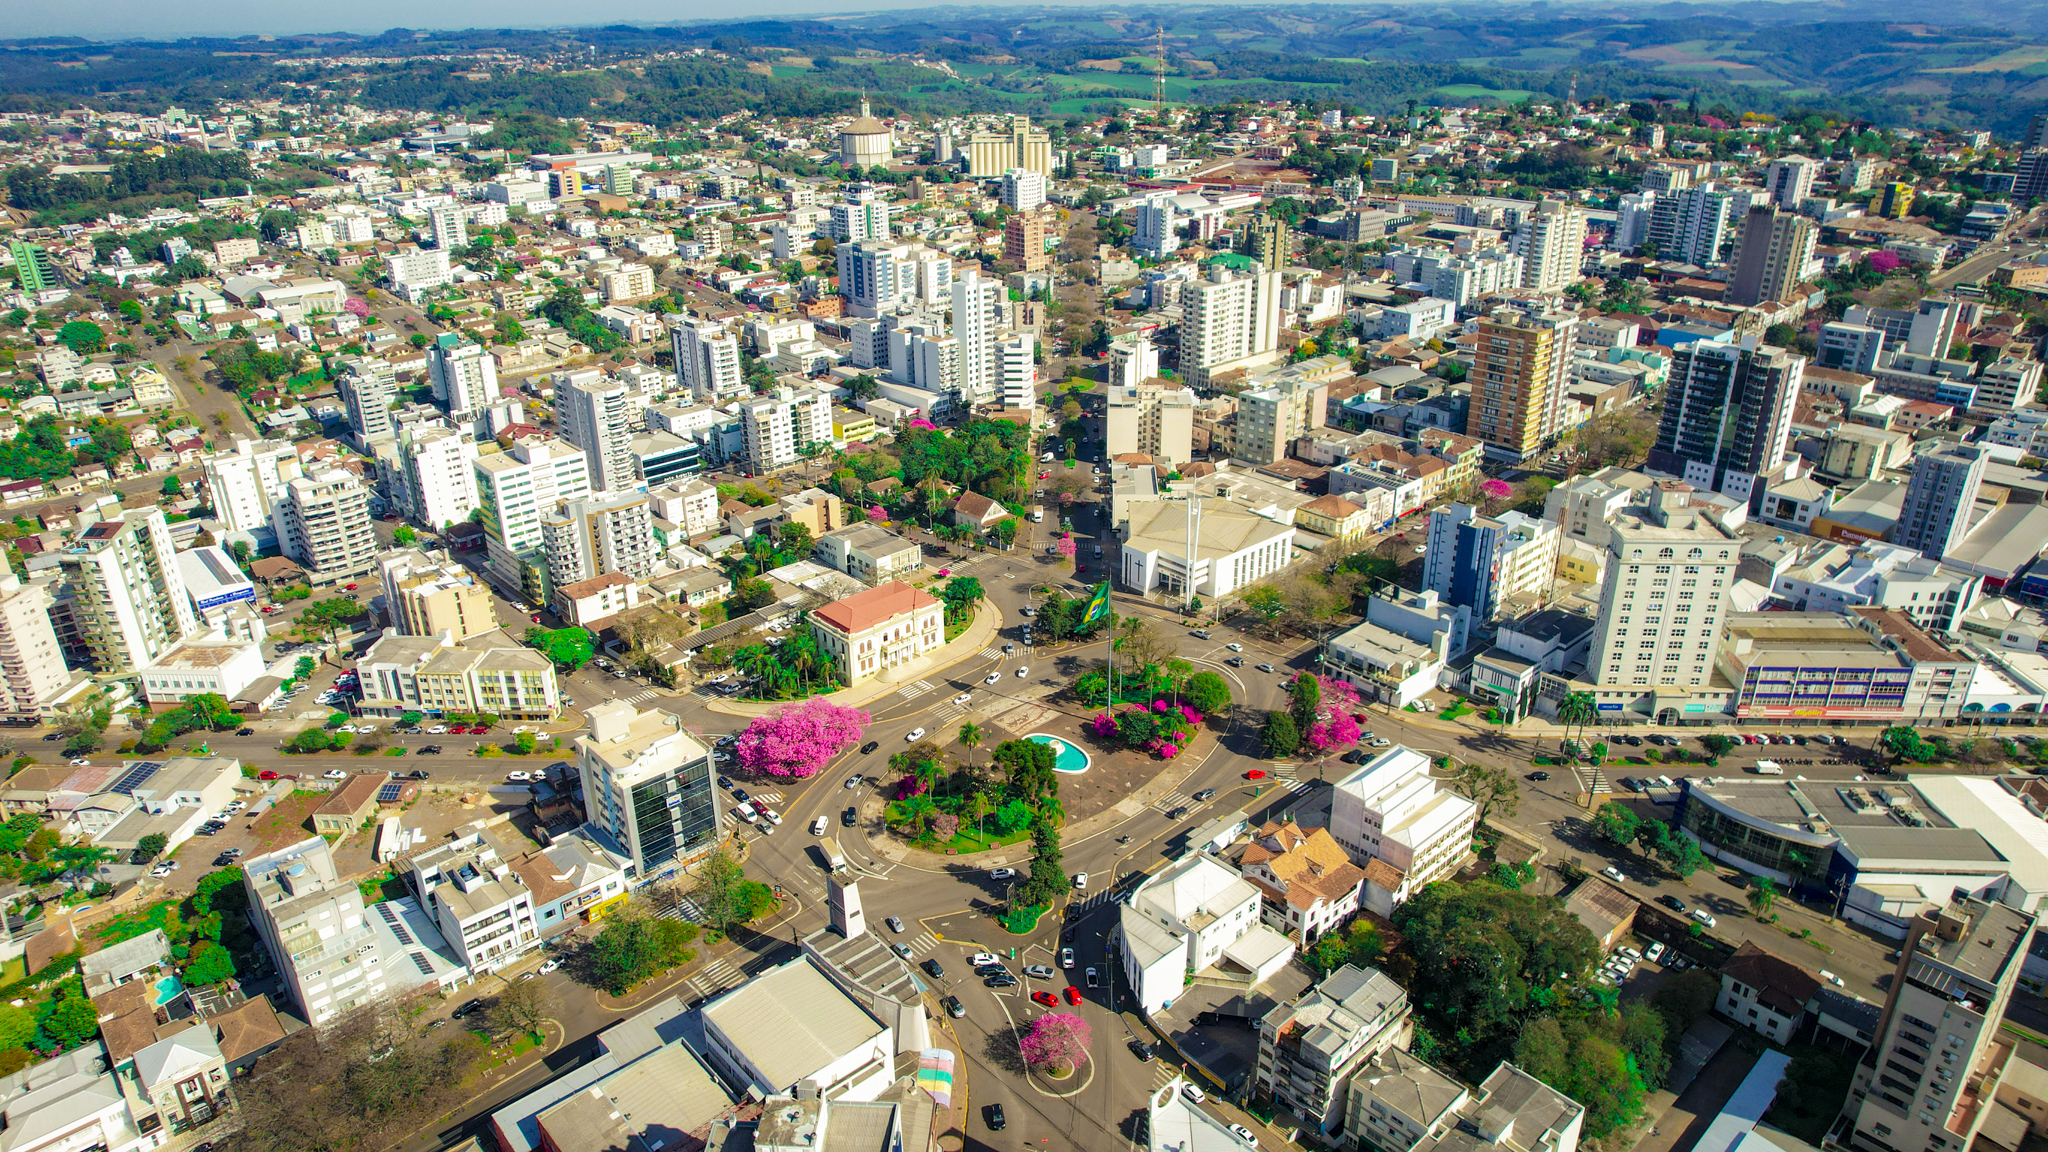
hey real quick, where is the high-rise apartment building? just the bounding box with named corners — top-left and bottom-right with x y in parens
top-left (950, 269), bottom-right (1003, 407)
top-left (599, 262), bottom-right (655, 303)
top-left (336, 357), bottom-right (398, 446)
top-left (0, 559), bottom-right (76, 716)
top-left (835, 240), bottom-right (953, 318)
top-left (1106, 381), bottom-right (1195, 465)
top-left (999, 167), bottom-right (1046, 212)
top-left (1180, 263), bottom-right (1282, 389)
top-left (1423, 505), bottom-right (1559, 622)
top-left (554, 370), bottom-right (642, 491)
top-left (1645, 184), bottom-right (1733, 266)
top-left (242, 838), bottom-right (386, 1026)
top-left (1845, 298), bottom-right (1959, 360)
top-left (1818, 322), bottom-right (1888, 374)
top-left (1894, 443), bottom-right (1987, 561)
top-left (427, 205), bottom-right (467, 251)
top-left (998, 332), bottom-right (1037, 412)
top-left (1648, 339), bottom-right (1805, 505)
top-left (428, 332), bottom-right (500, 420)
top-left (276, 469), bottom-right (378, 581)
top-left (1243, 214), bottom-right (1291, 270)
top-left (1238, 374), bottom-right (1330, 465)
top-left (1003, 211), bottom-right (1049, 272)
top-left (1765, 155), bottom-right (1819, 208)
top-left (1465, 307), bottom-right (1576, 463)
top-left (1841, 895), bottom-right (2036, 1152)
top-left (201, 437), bottom-right (300, 537)
top-left (1727, 205), bottom-right (1816, 307)
top-left (542, 492), bottom-right (658, 590)
top-left (829, 183), bottom-right (891, 243)
top-left (738, 387), bottom-right (833, 475)
top-left (1108, 335), bottom-right (1161, 389)
top-left (1840, 156), bottom-right (1882, 192)
top-left (1132, 202), bottom-right (1180, 260)
top-left (1878, 182), bottom-right (1915, 220)
top-left (2018, 151), bottom-right (2048, 201)
top-left (1641, 165), bottom-right (1693, 193)
top-left (672, 319), bottom-right (744, 401)
top-left (967, 115), bottom-right (1052, 177)
top-left (58, 506), bottom-right (199, 675)
top-left (396, 424), bottom-right (481, 530)
top-left (1511, 200), bottom-right (1587, 293)
top-left (381, 550), bottom-right (499, 642)
top-left (577, 700), bottom-right (721, 879)
top-left (7, 242), bottom-right (58, 294)
top-left (1586, 490), bottom-right (1740, 690)
top-left (475, 436), bottom-right (593, 601)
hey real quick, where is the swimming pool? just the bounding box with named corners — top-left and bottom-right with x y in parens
top-left (153, 975), bottom-right (183, 1006)
top-left (1026, 733), bottom-right (1091, 775)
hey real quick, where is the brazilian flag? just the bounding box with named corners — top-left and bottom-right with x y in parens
top-left (1082, 581), bottom-right (1112, 626)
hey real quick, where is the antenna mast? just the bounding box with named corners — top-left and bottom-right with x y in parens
top-left (1154, 25), bottom-right (1167, 116)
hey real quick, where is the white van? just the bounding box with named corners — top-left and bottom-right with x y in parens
top-left (1752, 760), bottom-right (1784, 775)
top-left (810, 816), bottom-right (828, 836)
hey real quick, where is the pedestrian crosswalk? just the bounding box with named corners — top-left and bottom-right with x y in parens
top-left (1150, 1062), bottom-right (1180, 1091)
top-left (896, 679), bottom-right (935, 699)
top-left (684, 955), bottom-right (744, 999)
top-left (1073, 887), bottom-right (1123, 913)
top-left (749, 790), bottom-right (785, 806)
top-left (659, 894), bottom-right (703, 923)
top-left (906, 931), bottom-right (941, 956)
top-left (621, 690), bottom-right (660, 705)
top-left (979, 647), bottom-right (1006, 659)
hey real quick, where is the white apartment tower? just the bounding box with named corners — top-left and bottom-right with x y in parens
top-left (336, 357), bottom-right (399, 445)
top-left (475, 436), bottom-right (593, 600)
top-left (554, 370), bottom-right (642, 492)
top-left (428, 333), bottom-right (500, 421)
top-left (1180, 263), bottom-right (1283, 389)
top-left (1000, 168), bottom-right (1047, 212)
top-left (739, 386), bottom-right (833, 475)
top-left (58, 506), bottom-right (199, 675)
top-left (0, 559), bottom-right (76, 715)
top-left (275, 469), bottom-right (379, 581)
top-left (543, 492), bottom-right (659, 589)
top-left (950, 269), bottom-right (1004, 406)
top-left (427, 205), bottom-right (468, 252)
top-left (242, 838), bottom-right (386, 1026)
top-left (673, 320), bottom-right (744, 402)
top-left (1842, 895), bottom-right (2035, 1152)
top-left (1894, 443), bottom-right (1988, 562)
top-left (1586, 489), bottom-right (1741, 692)
top-left (577, 701), bottom-right (722, 877)
top-left (830, 184), bottom-right (891, 243)
top-left (998, 332), bottom-right (1037, 412)
top-left (397, 424), bottom-right (482, 531)
top-left (201, 437), bottom-right (300, 536)
top-left (1765, 155), bottom-right (1819, 208)
top-left (1512, 199), bottom-right (1588, 293)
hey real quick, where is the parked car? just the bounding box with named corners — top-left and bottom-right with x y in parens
top-left (1031, 990), bottom-right (1058, 1007)
top-left (1060, 947), bottom-right (1075, 968)
top-left (1658, 894), bottom-right (1687, 912)
top-left (922, 959), bottom-right (945, 979)
top-left (1232, 1124), bottom-right (1258, 1146)
top-left (1181, 1082), bottom-right (1207, 1105)
top-left (1602, 866), bottom-right (1627, 883)
top-left (1064, 985), bottom-right (1082, 1005)
top-left (1024, 964), bottom-right (1056, 980)
top-left (322, 769), bottom-right (347, 780)
top-left (1691, 909), bottom-right (1718, 928)
top-left (942, 996), bottom-right (966, 1018)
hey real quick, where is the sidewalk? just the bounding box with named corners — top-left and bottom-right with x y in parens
top-left (701, 602), bottom-right (1006, 718)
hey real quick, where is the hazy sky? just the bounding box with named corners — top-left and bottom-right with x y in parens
top-left (13, 0), bottom-right (1151, 40)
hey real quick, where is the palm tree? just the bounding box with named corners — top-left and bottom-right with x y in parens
top-left (958, 722), bottom-right (984, 772)
top-left (1747, 876), bottom-right (1778, 919)
top-left (1557, 690), bottom-right (1597, 752)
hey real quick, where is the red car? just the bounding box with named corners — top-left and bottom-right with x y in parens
top-left (1063, 986), bottom-right (1081, 1005)
top-left (1031, 991), bottom-right (1059, 1008)
top-left (343, 583), bottom-right (358, 591)
top-left (474, 723), bottom-right (492, 733)
top-left (258, 770), bottom-right (280, 781)
top-left (1245, 769), bottom-right (1267, 781)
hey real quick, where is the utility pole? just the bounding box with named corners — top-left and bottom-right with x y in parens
top-left (1154, 26), bottom-right (1167, 117)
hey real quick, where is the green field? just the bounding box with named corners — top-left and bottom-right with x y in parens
top-left (1435, 84), bottom-right (1535, 102)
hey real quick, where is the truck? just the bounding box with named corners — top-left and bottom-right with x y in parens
top-left (820, 837), bottom-right (847, 869)
top-left (1031, 506), bottom-right (1044, 523)
top-left (1752, 760), bottom-right (1784, 775)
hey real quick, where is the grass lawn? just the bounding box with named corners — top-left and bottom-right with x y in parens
top-left (999, 903), bottom-right (1050, 934)
top-left (94, 898), bottom-right (181, 945)
top-left (944, 825), bottom-right (1033, 854)
top-left (1439, 701), bottom-right (1474, 722)
top-left (358, 872), bottom-right (407, 904)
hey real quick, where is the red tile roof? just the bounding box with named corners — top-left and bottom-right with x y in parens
top-left (812, 580), bottom-right (939, 635)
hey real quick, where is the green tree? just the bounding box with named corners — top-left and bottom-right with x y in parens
top-left (1263, 711), bottom-right (1300, 758)
top-left (393, 525), bottom-right (417, 545)
top-left (1591, 804), bottom-right (1642, 848)
top-left (161, 475), bottom-right (182, 496)
top-left (1747, 876), bottom-right (1778, 918)
top-left (185, 940), bottom-right (236, 985)
top-left (692, 845), bottom-right (753, 933)
top-left (1243, 585), bottom-right (1285, 621)
top-left (1181, 671), bottom-right (1232, 716)
top-left (1701, 734), bottom-right (1737, 758)
top-left (57, 321), bottom-right (105, 355)
top-left (1289, 673), bottom-right (1322, 733)
top-left (1450, 761), bottom-right (1520, 827)
top-left (135, 833), bottom-right (168, 861)
top-left (524, 626), bottom-right (596, 671)
top-left (1391, 879), bottom-right (1601, 1048)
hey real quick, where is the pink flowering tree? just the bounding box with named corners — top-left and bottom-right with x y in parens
top-left (735, 699), bottom-right (869, 779)
top-left (1055, 535), bottom-right (1077, 566)
top-left (1868, 249), bottom-right (1904, 274)
top-left (342, 297), bottom-right (371, 319)
top-left (865, 504), bottom-right (886, 523)
top-left (1478, 478), bottom-right (1513, 513)
top-left (908, 417), bottom-right (938, 431)
top-left (1304, 676), bottom-right (1366, 751)
top-left (1019, 1012), bottom-right (1091, 1075)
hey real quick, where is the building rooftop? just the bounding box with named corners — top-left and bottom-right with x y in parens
top-left (1722, 941), bottom-right (1822, 1017)
top-left (699, 957), bottom-right (888, 1093)
top-left (811, 580), bottom-right (938, 635)
top-left (1124, 499), bottom-right (1295, 563)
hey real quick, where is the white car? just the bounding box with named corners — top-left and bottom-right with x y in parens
top-left (1231, 1124), bottom-right (1258, 1146)
top-left (984, 672), bottom-right (1001, 684)
top-left (335, 724), bottom-right (356, 733)
top-left (227, 800), bottom-right (247, 811)
top-left (733, 806), bottom-right (759, 824)
top-left (1691, 909), bottom-right (1718, 928)
top-left (1820, 969), bottom-right (1845, 987)
top-left (506, 771), bottom-right (532, 783)
top-left (1601, 866), bottom-right (1627, 883)
top-left (970, 952), bottom-right (999, 967)
top-left (1644, 942), bottom-right (1666, 964)
top-left (428, 725), bottom-right (448, 734)
top-left (1071, 872), bottom-right (1088, 889)
top-left (1225, 642), bottom-right (1243, 652)
top-left (952, 693), bottom-right (972, 706)
top-left (1015, 666), bottom-right (1028, 678)
top-left (760, 807), bottom-right (784, 825)
top-left (906, 728), bottom-right (926, 742)
top-left (989, 867), bottom-right (1016, 880)
top-left (1180, 1082), bottom-right (1207, 1105)
top-left (322, 769), bottom-right (347, 780)
top-left (539, 959), bottom-right (560, 975)
top-left (1060, 947), bottom-right (1075, 968)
